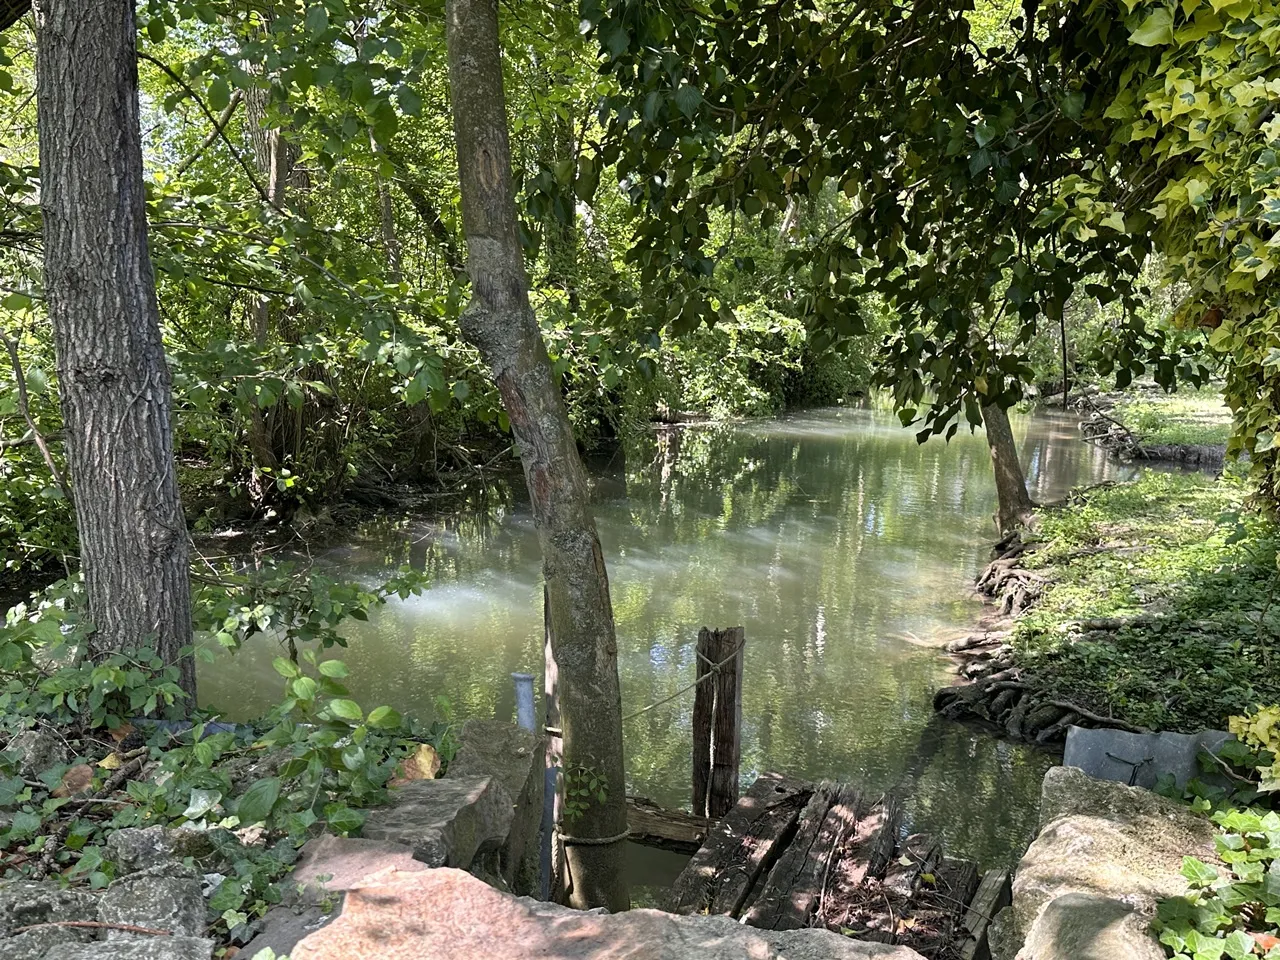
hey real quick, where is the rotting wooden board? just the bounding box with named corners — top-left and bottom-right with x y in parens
top-left (668, 772), bottom-right (813, 916)
top-left (743, 782), bottom-right (863, 930)
top-left (958, 869), bottom-right (1012, 960)
top-left (881, 832), bottom-right (940, 901)
top-left (824, 793), bottom-right (902, 910)
top-left (626, 796), bottom-right (709, 855)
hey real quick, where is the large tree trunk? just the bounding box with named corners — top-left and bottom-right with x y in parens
top-left (33, 0), bottom-right (194, 699)
top-left (982, 402), bottom-right (1036, 536)
top-left (445, 0), bottom-right (630, 911)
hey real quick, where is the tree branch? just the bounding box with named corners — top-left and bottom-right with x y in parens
top-left (174, 89), bottom-right (243, 179)
top-left (137, 53), bottom-right (276, 209)
top-left (0, 330), bottom-right (71, 500)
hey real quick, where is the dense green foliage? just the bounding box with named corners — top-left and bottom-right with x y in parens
top-left (0, 571), bottom-right (453, 945)
top-left (1013, 472), bottom-right (1279, 732)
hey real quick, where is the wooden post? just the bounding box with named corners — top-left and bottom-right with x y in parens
top-left (692, 626), bottom-right (744, 820)
top-left (541, 584), bottom-right (563, 901)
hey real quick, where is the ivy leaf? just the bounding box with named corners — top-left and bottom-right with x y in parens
top-left (1222, 930), bottom-right (1254, 960)
top-left (1131, 7), bottom-right (1175, 46)
top-left (235, 777), bottom-right (281, 825)
top-left (324, 803), bottom-right (365, 835)
top-left (1180, 856), bottom-right (1220, 887)
top-left (182, 788), bottom-right (222, 820)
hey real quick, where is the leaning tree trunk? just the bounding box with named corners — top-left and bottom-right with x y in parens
top-left (982, 401), bottom-right (1036, 536)
top-left (33, 0), bottom-right (194, 699)
top-left (445, 0), bottom-right (629, 911)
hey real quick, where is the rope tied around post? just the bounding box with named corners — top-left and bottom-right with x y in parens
top-left (620, 633), bottom-right (745, 723)
top-left (555, 825), bottom-right (633, 846)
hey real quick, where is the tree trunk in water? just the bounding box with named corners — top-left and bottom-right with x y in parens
top-left (982, 402), bottom-right (1035, 536)
top-left (33, 0), bottom-right (194, 699)
top-left (445, 0), bottom-right (629, 911)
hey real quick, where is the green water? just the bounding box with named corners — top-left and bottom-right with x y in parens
top-left (199, 405), bottom-right (1130, 877)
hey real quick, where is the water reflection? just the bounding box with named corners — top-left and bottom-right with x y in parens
top-left (199, 406), bottom-right (1130, 868)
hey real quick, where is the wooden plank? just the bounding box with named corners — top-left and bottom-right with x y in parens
top-left (958, 869), bottom-right (1012, 960)
top-left (626, 796), bottom-right (708, 855)
top-left (691, 628), bottom-right (715, 817)
top-left (742, 782), bottom-right (863, 930)
top-left (934, 856), bottom-right (981, 916)
top-left (707, 626), bottom-right (744, 820)
top-left (882, 832), bottom-right (940, 901)
top-left (669, 772), bottom-right (813, 916)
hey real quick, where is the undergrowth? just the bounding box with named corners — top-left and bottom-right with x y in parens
top-left (1012, 472), bottom-right (1280, 732)
top-left (1115, 388), bottom-right (1233, 449)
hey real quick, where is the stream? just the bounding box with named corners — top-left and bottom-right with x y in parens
top-left (198, 404), bottom-right (1133, 896)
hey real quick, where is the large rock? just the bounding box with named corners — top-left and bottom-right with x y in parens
top-left (290, 867), bottom-right (924, 959)
top-left (289, 834), bottom-right (430, 905)
top-left (106, 826), bottom-right (190, 876)
top-left (361, 776), bottom-right (514, 871)
top-left (447, 719), bottom-right (544, 894)
top-left (54, 938), bottom-right (215, 960)
top-left (0, 881), bottom-right (99, 959)
top-left (990, 766), bottom-right (1217, 960)
top-left (1018, 893), bottom-right (1165, 960)
top-left (0, 880), bottom-right (98, 935)
top-left (7, 729), bottom-right (67, 780)
top-left (99, 874), bottom-right (206, 939)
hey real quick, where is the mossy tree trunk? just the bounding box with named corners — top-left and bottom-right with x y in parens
top-left (445, 0), bottom-right (630, 912)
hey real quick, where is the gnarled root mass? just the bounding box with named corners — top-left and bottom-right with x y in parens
top-left (935, 534), bottom-right (1148, 747)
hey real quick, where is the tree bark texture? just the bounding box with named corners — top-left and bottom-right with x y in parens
top-left (445, 0), bottom-right (629, 911)
top-left (982, 402), bottom-right (1036, 536)
top-left (33, 0), bottom-right (194, 698)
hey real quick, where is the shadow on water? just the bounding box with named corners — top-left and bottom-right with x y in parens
top-left (198, 405), bottom-right (1133, 871)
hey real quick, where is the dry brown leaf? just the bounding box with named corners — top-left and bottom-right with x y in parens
top-left (51, 763), bottom-right (94, 798)
top-left (107, 722), bottom-right (136, 744)
top-left (97, 752), bottom-right (122, 770)
top-left (389, 743), bottom-right (440, 787)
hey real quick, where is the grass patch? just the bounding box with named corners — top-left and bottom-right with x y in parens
top-left (1012, 472), bottom-right (1280, 732)
top-left (1113, 386), bottom-right (1232, 448)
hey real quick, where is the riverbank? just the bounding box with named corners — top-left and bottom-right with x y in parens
top-left (937, 469), bottom-right (1280, 743)
top-left (1077, 384), bottom-right (1231, 468)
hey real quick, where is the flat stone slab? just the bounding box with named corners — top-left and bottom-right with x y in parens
top-left (289, 834), bottom-right (430, 904)
top-left (448, 719), bottom-right (543, 894)
top-left (290, 867), bottom-right (926, 959)
top-left (361, 775), bottom-right (514, 870)
top-left (1062, 725), bottom-right (1233, 791)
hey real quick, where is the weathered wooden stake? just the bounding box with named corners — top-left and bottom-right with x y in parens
top-left (692, 626), bottom-right (744, 820)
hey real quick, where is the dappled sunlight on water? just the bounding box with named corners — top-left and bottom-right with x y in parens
top-left (199, 405), bottom-right (1132, 868)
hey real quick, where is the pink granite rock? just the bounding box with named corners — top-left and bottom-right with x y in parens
top-left (290, 834), bottom-right (430, 904)
top-left (293, 867), bottom-right (924, 960)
